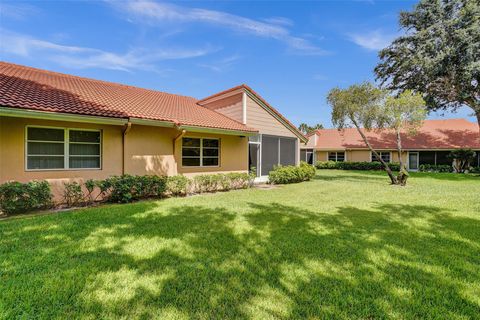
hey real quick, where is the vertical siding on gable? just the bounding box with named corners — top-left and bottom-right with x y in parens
top-left (246, 95), bottom-right (296, 138)
top-left (201, 93), bottom-right (243, 123)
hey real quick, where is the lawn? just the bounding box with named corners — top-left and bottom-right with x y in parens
top-left (1, 170), bottom-right (479, 319)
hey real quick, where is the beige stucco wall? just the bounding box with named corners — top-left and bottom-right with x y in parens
top-left (315, 149), bottom-right (408, 164)
top-left (0, 116), bottom-right (124, 199)
top-left (0, 116), bottom-right (249, 200)
top-left (174, 131), bottom-right (248, 176)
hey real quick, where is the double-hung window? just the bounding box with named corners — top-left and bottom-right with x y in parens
top-left (328, 151), bottom-right (345, 162)
top-left (26, 126), bottom-right (101, 170)
top-left (182, 137), bottom-right (219, 167)
top-left (372, 151), bottom-right (390, 163)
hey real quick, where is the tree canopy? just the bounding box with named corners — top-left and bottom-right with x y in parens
top-left (298, 123), bottom-right (324, 134)
top-left (375, 0), bottom-right (480, 128)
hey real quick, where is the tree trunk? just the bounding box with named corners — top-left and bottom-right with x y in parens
top-left (476, 109), bottom-right (480, 139)
top-left (352, 123), bottom-right (398, 184)
top-left (395, 128), bottom-right (408, 186)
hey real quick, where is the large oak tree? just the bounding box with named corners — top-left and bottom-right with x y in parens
top-left (375, 0), bottom-right (480, 134)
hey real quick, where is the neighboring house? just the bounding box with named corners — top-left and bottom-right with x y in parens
top-left (302, 119), bottom-right (480, 170)
top-left (0, 62), bottom-right (306, 198)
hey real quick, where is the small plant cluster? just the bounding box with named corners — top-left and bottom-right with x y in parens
top-left (268, 162), bottom-right (316, 184)
top-left (418, 164), bottom-right (453, 173)
top-left (0, 181), bottom-right (52, 214)
top-left (315, 161), bottom-right (401, 171)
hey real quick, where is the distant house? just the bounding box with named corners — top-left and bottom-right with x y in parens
top-left (0, 62), bottom-right (306, 198)
top-left (301, 119), bottom-right (480, 170)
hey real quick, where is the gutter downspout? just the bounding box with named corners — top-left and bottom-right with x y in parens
top-left (122, 121), bottom-right (132, 175)
top-left (173, 129), bottom-right (187, 155)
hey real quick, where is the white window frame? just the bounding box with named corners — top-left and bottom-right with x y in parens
top-left (371, 151), bottom-right (391, 163)
top-left (181, 137), bottom-right (220, 168)
top-left (25, 125), bottom-right (102, 171)
top-left (327, 151), bottom-right (346, 162)
top-left (301, 149), bottom-right (315, 164)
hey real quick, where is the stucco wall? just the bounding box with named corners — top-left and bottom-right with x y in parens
top-left (174, 131), bottom-right (248, 176)
top-left (0, 116), bottom-right (249, 200)
top-left (0, 116), bottom-right (124, 198)
top-left (314, 149), bottom-right (408, 164)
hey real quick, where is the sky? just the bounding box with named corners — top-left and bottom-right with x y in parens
top-left (0, 0), bottom-right (476, 128)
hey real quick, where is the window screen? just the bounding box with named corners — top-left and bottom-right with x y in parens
top-left (26, 127), bottom-right (101, 170)
top-left (372, 152), bottom-right (390, 163)
top-left (182, 138), bottom-right (219, 167)
top-left (419, 151), bottom-right (436, 165)
top-left (279, 138), bottom-right (296, 166)
top-left (328, 152), bottom-right (345, 162)
top-left (261, 135), bottom-right (279, 176)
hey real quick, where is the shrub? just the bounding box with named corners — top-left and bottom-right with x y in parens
top-left (0, 180), bottom-right (52, 214)
top-left (268, 162), bottom-right (315, 184)
top-left (191, 173), bottom-right (253, 193)
top-left (166, 175), bottom-right (189, 196)
top-left (469, 166), bottom-right (480, 174)
top-left (105, 175), bottom-right (167, 203)
top-left (63, 182), bottom-right (84, 207)
top-left (315, 161), bottom-right (400, 171)
top-left (419, 164), bottom-right (453, 173)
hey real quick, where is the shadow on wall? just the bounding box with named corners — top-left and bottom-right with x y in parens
top-left (130, 155), bottom-right (176, 176)
top-left (1, 200), bottom-right (479, 318)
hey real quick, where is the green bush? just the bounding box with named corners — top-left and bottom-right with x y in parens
top-left (0, 180), bottom-right (52, 214)
top-left (268, 162), bottom-right (315, 184)
top-left (105, 175), bottom-right (167, 203)
top-left (419, 164), bottom-right (453, 173)
top-left (166, 175), bottom-right (189, 196)
top-left (191, 173), bottom-right (253, 193)
top-left (469, 166), bottom-right (480, 174)
top-left (315, 161), bottom-right (400, 171)
top-left (63, 182), bottom-right (84, 207)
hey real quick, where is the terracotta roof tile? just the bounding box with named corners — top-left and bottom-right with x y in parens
top-left (310, 119), bottom-right (480, 150)
top-left (0, 61), bottom-right (257, 133)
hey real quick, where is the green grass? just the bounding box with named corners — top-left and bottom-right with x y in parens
top-left (1, 170), bottom-right (479, 319)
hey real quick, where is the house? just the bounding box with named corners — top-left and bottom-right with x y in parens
top-left (301, 119), bottom-right (480, 170)
top-left (0, 62), bottom-right (306, 198)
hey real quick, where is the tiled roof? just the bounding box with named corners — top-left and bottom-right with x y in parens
top-left (0, 61), bottom-right (257, 133)
top-left (198, 84), bottom-right (307, 142)
top-left (308, 119), bottom-right (480, 150)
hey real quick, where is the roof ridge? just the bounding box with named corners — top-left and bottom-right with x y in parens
top-left (0, 60), bottom-right (198, 101)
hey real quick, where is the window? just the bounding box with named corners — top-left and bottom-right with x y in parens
top-left (301, 149), bottom-right (314, 165)
top-left (328, 152), bottom-right (345, 162)
top-left (26, 127), bottom-right (101, 170)
top-left (372, 151), bottom-right (390, 163)
top-left (182, 137), bottom-right (219, 167)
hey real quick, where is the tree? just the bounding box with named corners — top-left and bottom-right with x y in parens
top-left (447, 149), bottom-right (477, 173)
top-left (381, 90), bottom-right (427, 185)
top-left (375, 0), bottom-right (480, 135)
top-left (327, 82), bottom-right (399, 184)
top-left (298, 123), bottom-right (324, 134)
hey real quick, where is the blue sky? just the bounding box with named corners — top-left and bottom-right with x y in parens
top-left (0, 0), bottom-right (475, 128)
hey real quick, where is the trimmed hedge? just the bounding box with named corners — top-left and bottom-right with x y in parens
top-left (418, 164), bottom-right (453, 173)
top-left (268, 162), bottom-right (316, 184)
top-left (1, 172), bottom-right (255, 214)
top-left (315, 161), bottom-right (400, 171)
top-left (191, 172), bottom-right (253, 193)
top-left (0, 181), bottom-right (52, 214)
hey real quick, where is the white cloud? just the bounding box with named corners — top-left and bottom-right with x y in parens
top-left (348, 30), bottom-right (397, 51)
top-left (108, 0), bottom-right (327, 56)
top-left (0, 29), bottom-right (217, 71)
top-left (0, 3), bottom-right (40, 20)
top-left (198, 54), bottom-right (242, 72)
